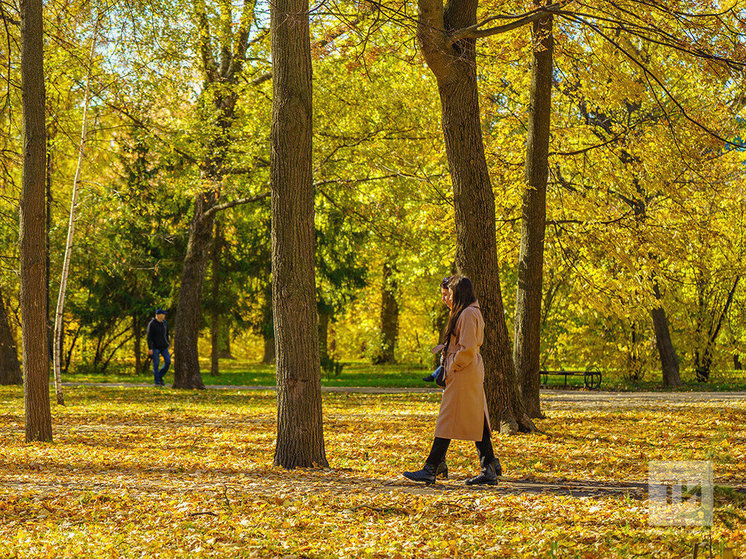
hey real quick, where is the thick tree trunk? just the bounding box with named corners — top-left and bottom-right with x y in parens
top-left (418, 0), bottom-right (535, 433)
top-left (133, 314), bottom-right (141, 375)
top-left (0, 288), bottom-right (22, 385)
top-left (210, 220), bottom-right (223, 377)
top-left (651, 282), bottom-right (681, 387)
top-left (318, 309), bottom-right (330, 363)
top-left (514, 9), bottom-right (552, 419)
top-left (734, 354), bottom-right (742, 370)
top-left (271, 0), bottom-right (327, 468)
top-left (376, 262), bottom-right (399, 364)
top-left (20, 0), bottom-right (52, 441)
top-left (172, 191), bottom-right (216, 389)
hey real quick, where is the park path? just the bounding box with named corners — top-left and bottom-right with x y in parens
top-left (61, 382), bottom-right (746, 402)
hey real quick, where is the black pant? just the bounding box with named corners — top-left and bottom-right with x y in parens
top-left (425, 419), bottom-right (495, 466)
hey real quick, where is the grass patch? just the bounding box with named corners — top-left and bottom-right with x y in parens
top-left (62, 359), bottom-right (746, 391)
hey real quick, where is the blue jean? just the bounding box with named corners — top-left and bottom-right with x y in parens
top-left (152, 348), bottom-right (171, 385)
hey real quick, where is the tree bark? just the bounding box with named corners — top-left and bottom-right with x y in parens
top-left (0, 287), bottom-right (21, 385)
top-left (418, 0), bottom-right (535, 433)
top-left (172, 191), bottom-right (215, 389)
top-left (20, 0), bottom-right (52, 441)
top-left (514, 8), bottom-right (552, 419)
top-left (271, 0), bottom-right (328, 468)
top-left (651, 282), bottom-right (681, 387)
top-left (376, 262), bottom-right (398, 364)
top-left (210, 219), bottom-right (223, 377)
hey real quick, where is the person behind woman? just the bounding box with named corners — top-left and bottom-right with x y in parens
top-left (422, 276), bottom-right (454, 382)
top-left (403, 275), bottom-right (502, 485)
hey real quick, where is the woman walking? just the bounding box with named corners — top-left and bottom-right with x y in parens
top-left (403, 275), bottom-right (502, 485)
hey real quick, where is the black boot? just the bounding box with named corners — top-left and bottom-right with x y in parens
top-left (403, 462), bottom-right (444, 485)
top-left (465, 458), bottom-right (500, 486)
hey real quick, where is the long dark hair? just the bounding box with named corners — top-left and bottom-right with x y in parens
top-left (443, 275), bottom-right (477, 342)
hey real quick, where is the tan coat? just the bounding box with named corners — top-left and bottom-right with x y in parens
top-left (434, 302), bottom-right (491, 441)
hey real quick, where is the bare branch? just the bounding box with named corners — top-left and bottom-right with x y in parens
top-left (450, 4), bottom-right (563, 43)
top-left (201, 191), bottom-right (269, 220)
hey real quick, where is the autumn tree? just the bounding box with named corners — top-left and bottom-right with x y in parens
top-left (271, 0), bottom-right (328, 467)
top-left (20, 0), bottom-right (52, 441)
top-left (513, 3), bottom-right (553, 418)
top-left (172, 0), bottom-right (264, 389)
top-left (0, 288), bottom-right (21, 385)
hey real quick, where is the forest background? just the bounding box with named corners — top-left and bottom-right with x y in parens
top-left (0, 0), bottom-right (745, 388)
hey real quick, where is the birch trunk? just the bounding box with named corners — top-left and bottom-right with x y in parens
top-left (51, 15), bottom-right (99, 406)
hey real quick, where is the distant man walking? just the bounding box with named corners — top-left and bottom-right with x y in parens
top-left (147, 309), bottom-right (170, 387)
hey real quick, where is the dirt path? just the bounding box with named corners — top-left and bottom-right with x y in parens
top-left (61, 382), bottom-right (746, 402)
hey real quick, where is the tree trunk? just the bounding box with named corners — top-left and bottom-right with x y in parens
top-left (261, 288), bottom-right (275, 364)
top-left (20, 0), bottom-right (52, 441)
top-left (514, 8), bottom-right (552, 419)
top-left (694, 276), bottom-right (740, 382)
top-left (318, 309), bottom-right (330, 362)
top-left (0, 287), bottom-right (22, 385)
top-left (262, 334), bottom-right (275, 364)
top-left (51, 16), bottom-right (97, 407)
top-left (218, 323), bottom-right (233, 359)
top-left (734, 354), bottom-right (742, 370)
top-left (133, 314), bottom-right (141, 375)
top-left (376, 262), bottom-right (398, 364)
top-left (271, 0), bottom-right (327, 468)
top-left (418, 0), bottom-right (535, 433)
top-left (651, 282), bottom-right (681, 387)
top-left (210, 220), bottom-right (223, 377)
top-left (172, 191), bottom-right (215, 389)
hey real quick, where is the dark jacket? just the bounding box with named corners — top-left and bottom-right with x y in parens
top-left (147, 318), bottom-right (169, 350)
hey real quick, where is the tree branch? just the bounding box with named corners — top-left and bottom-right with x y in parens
top-left (202, 191), bottom-right (269, 220)
top-left (449, 4), bottom-right (562, 43)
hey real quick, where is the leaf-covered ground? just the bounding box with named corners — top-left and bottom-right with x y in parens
top-left (1, 386), bottom-right (744, 558)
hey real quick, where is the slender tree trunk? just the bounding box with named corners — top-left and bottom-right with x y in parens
top-left (0, 287), bottom-right (22, 385)
top-left (133, 314), bottom-right (141, 375)
top-left (418, 0), bottom-right (535, 433)
top-left (318, 309), bottom-right (330, 362)
top-left (52, 15), bottom-right (98, 406)
top-left (218, 323), bottom-right (233, 359)
top-left (20, 0), bottom-right (52, 441)
top-left (734, 354), bottom-right (742, 370)
top-left (514, 8), bottom-right (552, 418)
top-left (210, 220), bottom-right (223, 377)
top-left (376, 262), bottom-right (398, 364)
top-left (261, 288), bottom-right (275, 364)
top-left (651, 282), bottom-right (681, 387)
top-left (45, 122), bottom-right (53, 361)
top-left (172, 191), bottom-right (216, 389)
top-left (271, 0), bottom-right (327, 468)
top-left (695, 276), bottom-right (740, 382)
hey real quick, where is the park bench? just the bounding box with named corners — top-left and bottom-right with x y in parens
top-left (540, 369), bottom-right (602, 390)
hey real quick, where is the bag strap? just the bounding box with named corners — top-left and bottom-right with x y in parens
top-left (440, 334), bottom-right (451, 365)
